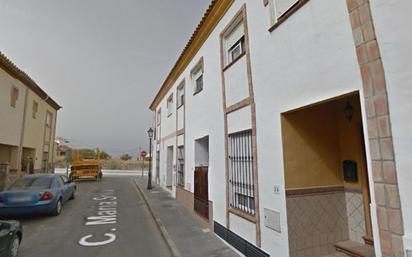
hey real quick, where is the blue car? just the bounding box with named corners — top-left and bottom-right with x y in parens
top-left (0, 174), bottom-right (76, 217)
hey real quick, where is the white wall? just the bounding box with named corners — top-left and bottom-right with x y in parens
top-left (177, 107), bottom-right (184, 130)
top-left (246, 0), bottom-right (366, 255)
top-left (194, 136), bottom-right (209, 167)
top-left (150, 0), bottom-right (382, 256)
top-left (370, 0), bottom-right (412, 251)
top-left (224, 58), bottom-right (249, 106)
top-left (230, 213), bottom-right (256, 244)
top-left (227, 106), bottom-right (252, 134)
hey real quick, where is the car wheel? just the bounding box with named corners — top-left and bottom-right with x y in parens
top-left (51, 199), bottom-right (62, 216)
top-left (69, 188), bottom-right (76, 200)
top-left (8, 234), bottom-right (20, 257)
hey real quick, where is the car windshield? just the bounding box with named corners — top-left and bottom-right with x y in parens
top-left (8, 177), bottom-right (52, 190)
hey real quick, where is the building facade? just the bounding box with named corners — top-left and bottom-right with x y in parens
top-left (0, 52), bottom-right (60, 188)
top-left (149, 1), bottom-right (411, 257)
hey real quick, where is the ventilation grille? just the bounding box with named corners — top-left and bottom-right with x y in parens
top-left (214, 221), bottom-right (270, 257)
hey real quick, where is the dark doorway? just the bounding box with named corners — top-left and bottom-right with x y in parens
top-left (194, 166), bottom-right (209, 220)
top-left (194, 136), bottom-right (209, 220)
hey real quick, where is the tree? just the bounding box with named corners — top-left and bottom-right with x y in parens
top-left (99, 151), bottom-right (111, 160)
top-left (120, 154), bottom-right (132, 161)
top-left (77, 148), bottom-right (111, 160)
top-left (78, 149), bottom-right (96, 159)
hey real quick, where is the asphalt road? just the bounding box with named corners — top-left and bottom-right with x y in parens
top-left (17, 175), bottom-right (171, 257)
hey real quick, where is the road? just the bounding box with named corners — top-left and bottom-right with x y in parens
top-left (17, 175), bottom-right (171, 257)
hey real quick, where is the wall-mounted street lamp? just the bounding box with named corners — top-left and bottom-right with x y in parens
top-left (344, 101), bottom-right (354, 122)
top-left (147, 128), bottom-right (154, 190)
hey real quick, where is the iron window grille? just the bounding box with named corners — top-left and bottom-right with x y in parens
top-left (156, 150), bottom-right (160, 180)
top-left (228, 129), bottom-right (255, 215)
top-left (176, 146), bottom-right (185, 187)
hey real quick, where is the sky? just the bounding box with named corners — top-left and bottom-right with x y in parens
top-left (0, 0), bottom-right (211, 157)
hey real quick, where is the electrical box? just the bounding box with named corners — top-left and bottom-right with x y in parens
top-left (264, 208), bottom-right (281, 233)
top-left (343, 160), bottom-right (358, 182)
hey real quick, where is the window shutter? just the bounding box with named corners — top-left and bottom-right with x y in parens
top-left (225, 22), bottom-right (244, 52)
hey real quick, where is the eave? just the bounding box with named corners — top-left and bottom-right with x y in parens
top-left (149, 0), bottom-right (235, 111)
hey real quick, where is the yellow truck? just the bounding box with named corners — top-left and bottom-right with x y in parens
top-left (70, 149), bottom-right (102, 181)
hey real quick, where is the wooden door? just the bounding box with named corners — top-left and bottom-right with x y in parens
top-left (194, 166), bottom-right (209, 220)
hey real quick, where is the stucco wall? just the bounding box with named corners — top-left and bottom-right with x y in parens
top-left (282, 104), bottom-right (343, 189)
top-left (0, 69), bottom-right (27, 147)
top-left (150, 0), bottom-right (385, 255)
top-left (370, 0), bottom-right (412, 251)
top-left (246, 0), bottom-right (370, 255)
top-left (23, 89), bottom-right (57, 170)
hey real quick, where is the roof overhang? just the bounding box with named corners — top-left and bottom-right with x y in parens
top-left (0, 51), bottom-right (61, 111)
top-left (149, 0), bottom-right (235, 111)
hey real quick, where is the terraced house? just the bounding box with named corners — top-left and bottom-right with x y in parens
top-left (149, 0), bottom-right (411, 257)
top-left (0, 52), bottom-right (60, 189)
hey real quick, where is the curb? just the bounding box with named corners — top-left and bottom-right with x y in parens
top-left (132, 179), bottom-right (182, 257)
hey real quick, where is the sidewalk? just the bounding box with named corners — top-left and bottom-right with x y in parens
top-left (133, 177), bottom-right (241, 257)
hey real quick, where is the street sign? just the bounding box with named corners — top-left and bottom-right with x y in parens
top-left (140, 150), bottom-right (147, 158)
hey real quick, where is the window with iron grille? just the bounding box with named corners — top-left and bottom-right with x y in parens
top-left (228, 129), bottom-right (255, 215)
top-left (176, 146), bottom-right (184, 187)
top-left (155, 150), bottom-right (160, 180)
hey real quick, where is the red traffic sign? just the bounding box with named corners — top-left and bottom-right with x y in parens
top-left (140, 150), bottom-right (147, 158)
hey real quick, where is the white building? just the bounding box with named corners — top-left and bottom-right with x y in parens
top-left (149, 1), bottom-right (412, 257)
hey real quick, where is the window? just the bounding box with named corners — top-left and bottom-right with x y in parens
top-left (228, 36), bottom-right (245, 63)
top-left (167, 94), bottom-right (173, 116)
top-left (223, 20), bottom-right (245, 66)
top-left (61, 175), bottom-right (69, 184)
top-left (228, 130), bottom-right (255, 215)
top-left (157, 109), bottom-right (161, 125)
top-left (274, 0), bottom-right (299, 18)
top-left (10, 86), bottom-right (19, 108)
top-left (177, 83), bottom-right (185, 108)
top-left (32, 101), bottom-right (38, 118)
top-left (176, 146), bottom-right (184, 187)
top-left (268, 0), bottom-right (305, 26)
top-left (56, 176), bottom-right (64, 188)
top-left (46, 112), bottom-right (52, 128)
top-left (156, 109), bottom-right (161, 141)
top-left (191, 59), bottom-right (204, 95)
top-left (9, 176), bottom-right (52, 190)
top-left (193, 69), bottom-right (203, 94)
